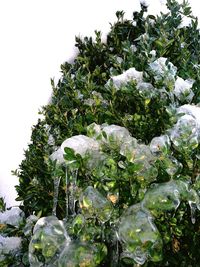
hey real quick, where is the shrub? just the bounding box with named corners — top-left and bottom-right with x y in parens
top-left (1, 0), bottom-right (200, 266)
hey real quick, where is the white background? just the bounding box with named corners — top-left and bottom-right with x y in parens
top-left (0, 0), bottom-right (199, 207)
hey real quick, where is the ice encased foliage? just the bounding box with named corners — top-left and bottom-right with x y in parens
top-left (149, 57), bottom-right (177, 89)
top-left (27, 91), bottom-right (200, 266)
top-left (79, 186), bottom-right (113, 223)
top-left (108, 67), bottom-right (143, 89)
top-left (0, 236), bottom-right (22, 262)
top-left (142, 180), bottom-right (200, 215)
top-left (170, 114), bottom-right (199, 153)
top-left (118, 204), bottom-right (162, 265)
top-left (150, 135), bottom-right (171, 156)
top-left (12, 1), bottom-right (200, 265)
top-left (29, 216), bottom-right (71, 266)
top-left (61, 135), bottom-right (100, 157)
top-left (0, 207), bottom-right (24, 227)
top-left (174, 77), bottom-right (194, 102)
top-left (58, 241), bottom-right (107, 267)
top-left (50, 147), bottom-right (65, 165)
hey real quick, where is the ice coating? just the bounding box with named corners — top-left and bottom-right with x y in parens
top-left (178, 15), bottom-right (192, 29)
top-left (122, 142), bottom-right (157, 183)
top-left (177, 104), bottom-right (200, 128)
top-left (108, 67), bottom-right (143, 89)
top-left (119, 136), bottom-right (138, 158)
top-left (87, 122), bottom-right (102, 139)
top-left (163, 155), bottom-right (182, 176)
top-left (136, 82), bottom-right (156, 99)
top-left (29, 216), bottom-right (71, 266)
top-left (142, 180), bottom-right (200, 220)
top-left (87, 123), bottom-right (132, 149)
top-left (173, 77), bottom-right (194, 102)
top-left (0, 207), bottom-right (24, 227)
top-left (58, 241), bottom-right (107, 267)
top-left (23, 215), bottom-right (38, 237)
top-left (121, 140), bottom-right (158, 184)
top-left (0, 235), bottom-right (22, 256)
top-left (79, 186), bottom-right (113, 223)
top-left (101, 124), bottom-right (131, 146)
top-left (142, 181), bottom-right (181, 214)
top-left (136, 161), bottom-right (158, 185)
top-left (149, 57), bottom-right (177, 88)
top-left (50, 147), bottom-right (65, 165)
top-left (66, 169), bottom-right (78, 217)
top-left (150, 135), bottom-right (171, 156)
top-left (118, 204), bottom-right (163, 265)
top-left (61, 135), bottom-right (100, 157)
top-left (170, 114), bottom-right (199, 152)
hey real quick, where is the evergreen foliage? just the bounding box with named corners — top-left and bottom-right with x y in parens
top-left (1, 0), bottom-right (200, 266)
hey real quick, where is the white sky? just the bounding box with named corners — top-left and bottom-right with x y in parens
top-left (0, 0), bottom-right (199, 207)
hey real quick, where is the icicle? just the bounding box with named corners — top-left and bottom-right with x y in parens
top-left (189, 201), bottom-right (196, 224)
top-left (101, 222), bottom-right (106, 242)
top-left (69, 169), bottom-right (78, 216)
top-left (65, 168), bottom-right (69, 220)
top-left (114, 230), bottom-right (120, 266)
top-left (52, 176), bottom-right (61, 216)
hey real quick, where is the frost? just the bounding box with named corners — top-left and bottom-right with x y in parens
top-left (75, 89), bottom-right (84, 100)
top-left (108, 67), bottom-right (143, 89)
top-left (0, 235), bottom-right (22, 254)
top-left (173, 76), bottom-right (194, 102)
top-left (79, 186), bottom-right (113, 223)
top-left (61, 135), bottom-right (100, 157)
top-left (0, 207), bottom-right (24, 227)
top-left (118, 204), bottom-right (163, 265)
top-left (29, 216), bottom-right (71, 267)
